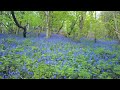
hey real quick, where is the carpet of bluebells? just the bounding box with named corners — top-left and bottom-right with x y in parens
top-left (0, 33), bottom-right (120, 79)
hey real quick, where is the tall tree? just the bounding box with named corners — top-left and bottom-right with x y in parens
top-left (57, 20), bottom-right (64, 34)
top-left (113, 11), bottom-right (120, 43)
top-left (11, 11), bottom-right (27, 38)
top-left (79, 11), bottom-right (87, 31)
top-left (45, 11), bottom-right (52, 38)
top-left (94, 11), bottom-right (97, 43)
top-left (68, 14), bottom-right (78, 36)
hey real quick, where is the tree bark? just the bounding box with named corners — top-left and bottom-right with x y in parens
top-left (94, 11), bottom-right (97, 43)
top-left (11, 11), bottom-right (27, 38)
top-left (45, 11), bottom-right (52, 38)
top-left (79, 16), bottom-right (83, 30)
top-left (68, 18), bottom-right (78, 36)
top-left (113, 12), bottom-right (120, 43)
top-left (45, 11), bottom-right (49, 38)
top-left (79, 11), bottom-right (87, 31)
top-left (57, 21), bottom-right (64, 34)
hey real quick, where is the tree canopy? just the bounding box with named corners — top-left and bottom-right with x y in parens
top-left (0, 11), bottom-right (120, 42)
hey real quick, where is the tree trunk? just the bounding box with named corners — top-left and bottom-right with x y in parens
top-left (113, 12), bottom-right (118, 32)
top-left (11, 11), bottom-right (27, 38)
top-left (45, 11), bottom-right (51, 38)
top-left (38, 26), bottom-right (41, 37)
top-left (94, 11), bottom-right (97, 43)
top-left (68, 18), bottom-right (78, 36)
top-left (79, 11), bottom-right (87, 31)
top-left (80, 16), bottom-right (83, 30)
top-left (46, 12), bottom-right (49, 38)
top-left (113, 12), bottom-right (120, 43)
top-left (57, 21), bottom-right (64, 34)
top-left (94, 35), bottom-right (97, 43)
top-left (50, 11), bottom-right (53, 35)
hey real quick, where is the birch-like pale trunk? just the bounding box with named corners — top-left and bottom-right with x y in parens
top-left (113, 12), bottom-right (118, 32)
top-left (45, 11), bottom-right (50, 38)
top-left (113, 12), bottom-right (120, 43)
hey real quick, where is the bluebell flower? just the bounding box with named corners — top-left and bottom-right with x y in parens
top-left (3, 75), bottom-right (8, 79)
top-left (109, 62), bottom-right (112, 65)
top-left (0, 62), bottom-right (2, 65)
top-left (63, 76), bottom-right (66, 79)
top-left (46, 60), bottom-right (50, 64)
top-left (105, 56), bottom-right (108, 61)
top-left (38, 58), bottom-right (41, 62)
top-left (115, 62), bottom-right (119, 65)
top-left (28, 72), bottom-right (34, 76)
top-left (16, 52), bottom-right (23, 55)
top-left (0, 52), bottom-right (3, 56)
top-left (15, 69), bottom-right (20, 75)
top-left (0, 72), bottom-right (4, 76)
top-left (101, 69), bottom-right (104, 72)
top-left (93, 75), bottom-right (96, 77)
top-left (53, 75), bottom-right (56, 79)
top-left (22, 65), bottom-right (28, 72)
top-left (10, 72), bottom-right (16, 75)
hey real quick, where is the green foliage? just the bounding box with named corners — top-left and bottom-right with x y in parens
top-left (99, 72), bottom-right (109, 79)
top-left (15, 46), bottom-right (24, 52)
top-left (6, 38), bottom-right (17, 44)
top-left (94, 48), bottom-right (113, 57)
top-left (0, 44), bottom-right (6, 50)
top-left (33, 62), bottom-right (55, 79)
top-left (23, 39), bottom-right (32, 46)
top-left (76, 55), bottom-right (86, 64)
top-left (1, 11), bottom-right (120, 79)
top-left (113, 65), bottom-right (120, 75)
top-left (0, 11), bottom-right (120, 41)
top-left (94, 48), bottom-right (105, 54)
top-left (78, 69), bottom-right (91, 79)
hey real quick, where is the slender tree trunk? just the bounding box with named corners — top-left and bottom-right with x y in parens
top-left (18, 21), bottom-right (22, 35)
top-left (79, 12), bottom-right (84, 31)
top-left (11, 11), bottom-right (27, 38)
top-left (38, 26), bottom-right (41, 37)
top-left (113, 12), bottom-right (118, 31)
top-left (80, 11), bottom-right (87, 30)
top-left (94, 32), bottom-right (97, 43)
top-left (113, 11), bottom-right (120, 43)
top-left (78, 11), bottom-right (87, 41)
top-left (1, 26), bottom-right (3, 34)
top-left (45, 11), bottom-right (51, 38)
top-left (46, 11), bottom-right (49, 38)
top-left (57, 21), bottom-right (64, 34)
top-left (49, 11), bottom-right (53, 35)
top-left (68, 18), bottom-right (78, 36)
top-left (94, 11), bottom-right (97, 43)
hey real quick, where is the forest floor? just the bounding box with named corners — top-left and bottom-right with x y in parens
top-left (0, 33), bottom-right (120, 79)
